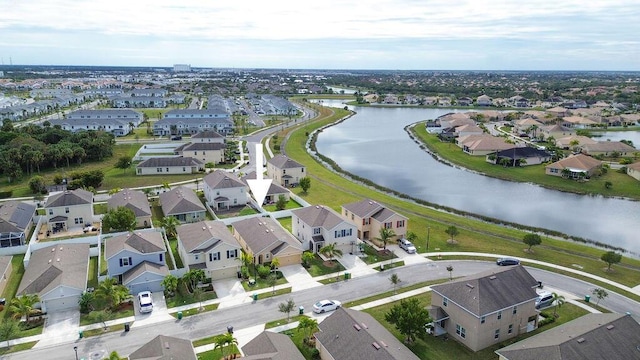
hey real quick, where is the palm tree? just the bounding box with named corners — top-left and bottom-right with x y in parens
top-left (377, 227), bottom-right (396, 250)
top-left (183, 269), bottom-right (206, 293)
top-left (551, 292), bottom-right (565, 318)
top-left (319, 242), bottom-right (343, 263)
top-left (95, 278), bottom-right (129, 310)
top-left (161, 216), bottom-right (180, 238)
top-left (161, 274), bottom-right (178, 297)
top-left (9, 294), bottom-right (40, 322)
top-left (297, 316), bottom-right (318, 343)
top-left (270, 257), bottom-right (280, 271)
top-left (214, 333), bottom-right (238, 360)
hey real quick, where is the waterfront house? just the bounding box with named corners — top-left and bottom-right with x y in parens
top-left (291, 205), bottom-right (358, 254)
top-left (341, 199), bottom-right (407, 241)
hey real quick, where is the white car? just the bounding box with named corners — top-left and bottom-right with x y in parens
top-left (138, 291), bottom-right (153, 313)
top-left (313, 299), bottom-right (341, 314)
top-left (398, 238), bottom-right (416, 254)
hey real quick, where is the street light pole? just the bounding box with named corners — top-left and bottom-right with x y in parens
top-left (427, 226), bottom-right (430, 251)
top-left (73, 346), bottom-right (78, 360)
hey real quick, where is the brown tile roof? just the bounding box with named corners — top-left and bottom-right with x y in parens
top-left (292, 205), bottom-right (345, 230)
top-left (204, 170), bottom-right (245, 190)
top-left (45, 189), bottom-right (93, 208)
top-left (128, 335), bottom-right (197, 360)
top-left (581, 141), bottom-right (637, 153)
top-left (176, 220), bottom-right (238, 253)
top-left (105, 231), bottom-right (166, 259)
top-left (457, 134), bottom-right (514, 151)
top-left (267, 154), bottom-right (304, 169)
top-left (159, 186), bottom-right (206, 216)
top-left (242, 331), bottom-right (305, 360)
top-left (242, 171), bottom-right (289, 196)
top-left (232, 217), bottom-right (302, 255)
top-left (107, 188), bottom-right (151, 217)
top-left (545, 154), bottom-right (602, 172)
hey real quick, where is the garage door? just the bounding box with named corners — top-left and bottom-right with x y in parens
top-left (43, 296), bottom-right (80, 313)
top-left (209, 267), bottom-right (238, 280)
top-left (128, 280), bottom-right (163, 295)
top-left (277, 254), bottom-right (301, 266)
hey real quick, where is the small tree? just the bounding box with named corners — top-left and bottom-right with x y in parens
top-left (275, 195), bottom-right (287, 210)
top-left (270, 257), bottom-right (280, 271)
top-left (214, 333), bottom-right (238, 360)
top-left (278, 298), bottom-right (296, 322)
top-left (319, 242), bottom-right (343, 263)
top-left (28, 175), bottom-right (46, 194)
top-left (102, 206), bottom-right (136, 232)
top-left (377, 227), bottom-right (396, 250)
top-left (299, 177), bottom-right (311, 193)
top-left (551, 292), bottom-right (565, 318)
top-left (161, 216), bottom-right (181, 238)
top-left (183, 269), bottom-right (206, 293)
top-left (523, 233), bottom-right (542, 253)
top-left (9, 294), bottom-right (40, 322)
top-left (600, 251), bottom-right (622, 271)
top-left (0, 320), bottom-right (19, 349)
top-left (384, 298), bottom-right (431, 344)
top-left (446, 265), bottom-right (454, 280)
top-left (389, 273), bottom-right (401, 294)
top-left (297, 316), bottom-right (318, 342)
top-left (301, 252), bottom-right (315, 268)
top-left (161, 274), bottom-right (178, 297)
top-left (78, 292), bottom-right (95, 314)
top-left (445, 226), bottom-right (459, 244)
top-left (268, 273), bottom-right (278, 294)
top-left (592, 288), bottom-right (608, 307)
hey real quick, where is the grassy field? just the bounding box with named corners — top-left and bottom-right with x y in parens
top-left (87, 257), bottom-right (99, 289)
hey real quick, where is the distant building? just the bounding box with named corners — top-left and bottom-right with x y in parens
top-left (173, 64), bottom-right (192, 72)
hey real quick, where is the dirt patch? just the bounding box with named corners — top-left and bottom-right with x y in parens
top-left (323, 261), bottom-right (338, 268)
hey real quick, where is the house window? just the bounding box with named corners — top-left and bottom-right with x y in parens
top-left (194, 254), bottom-right (199, 261)
top-left (283, 169), bottom-right (286, 174)
top-left (443, 297), bottom-right (448, 307)
top-left (74, 217), bottom-right (84, 224)
top-left (209, 252), bottom-right (220, 261)
top-left (497, 311), bottom-right (502, 320)
top-left (363, 218), bottom-right (370, 225)
top-left (396, 220), bottom-right (405, 228)
top-left (513, 306), bottom-right (517, 315)
top-left (119, 257), bottom-right (132, 267)
top-left (166, 168), bottom-right (169, 172)
top-left (508, 324), bottom-right (513, 334)
top-left (494, 329), bottom-right (500, 339)
top-left (313, 228), bottom-right (321, 235)
top-left (301, 168), bottom-right (304, 172)
top-left (157, 168), bottom-right (162, 173)
top-left (384, 222), bottom-right (392, 229)
top-left (183, 167), bottom-right (186, 171)
top-left (351, 214), bottom-right (354, 220)
top-left (227, 249), bottom-right (238, 259)
top-left (481, 316), bottom-right (486, 324)
top-left (455, 324), bottom-right (466, 338)
top-left (49, 209), bottom-right (53, 215)
top-left (65, 207), bottom-right (70, 214)
top-left (159, 253), bottom-right (163, 262)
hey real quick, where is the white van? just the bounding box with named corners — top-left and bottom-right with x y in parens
top-left (535, 291), bottom-right (554, 309)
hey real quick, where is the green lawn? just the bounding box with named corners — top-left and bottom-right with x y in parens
top-left (304, 254), bottom-right (345, 277)
top-left (255, 287), bottom-right (292, 300)
top-left (80, 307), bottom-right (134, 326)
top-left (167, 238), bottom-right (184, 269)
top-left (263, 199), bottom-right (303, 212)
top-left (170, 303), bottom-right (219, 318)
top-left (0, 341), bottom-right (37, 355)
top-left (277, 216), bottom-right (292, 232)
top-left (87, 257), bottom-right (99, 289)
top-left (360, 243), bottom-right (398, 264)
top-left (281, 325), bottom-right (319, 360)
top-left (241, 270), bottom-right (288, 291)
top-left (374, 260), bottom-right (405, 271)
top-left (196, 344), bottom-right (240, 360)
top-left (1, 255), bottom-right (25, 320)
top-left (99, 243), bottom-right (107, 276)
top-left (83, 323), bottom-right (126, 338)
top-left (165, 283), bottom-right (217, 308)
top-left (93, 203), bottom-right (108, 215)
top-left (265, 314), bottom-right (307, 329)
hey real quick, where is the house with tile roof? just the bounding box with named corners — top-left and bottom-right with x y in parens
top-left (0, 200), bottom-right (36, 247)
top-left (242, 331), bottom-right (305, 359)
top-left (495, 313), bottom-right (640, 360)
top-left (539, 124), bottom-right (574, 141)
top-left (554, 135), bottom-right (597, 149)
top-left (18, 243), bottom-right (89, 313)
top-left (454, 124), bottom-right (484, 138)
top-left (291, 205), bottom-right (358, 255)
top-left (476, 95), bottom-right (493, 107)
top-left (44, 189), bottom-right (94, 232)
top-left (104, 230), bottom-right (168, 293)
top-left (626, 161), bottom-right (640, 181)
top-left (176, 220), bottom-right (242, 280)
top-left (128, 335), bottom-right (197, 360)
top-left (159, 186), bottom-right (206, 223)
top-left (107, 188), bottom-right (152, 228)
top-left (456, 134), bottom-right (515, 156)
top-left (267, 154), bottom-right (306, 187)
top-left (561, 116), bottom-right (598, 129)
top-left (153, 109), bottom-right (233, 136)
top-left (203, 170), bottom-right (247, 211)
top-left (341, 199), bottom-right (407, 242)
top-left (315, 307), bottom-right (420, 360)
top-left (135, 157), bottom-right (203, 176)
top-left (545, 154), bottom-right (602, 178)
top-left (580, 141), bottom-right (638, 157)
top-left (231, 217), bottom-right (302, 266)
top-left (430, 265), bottom-right (540, 352)
top-left (241, 171), bottom-right (290, 204)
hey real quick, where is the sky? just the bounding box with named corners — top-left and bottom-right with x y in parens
top-left (1, 0), bottom-right (639, 71)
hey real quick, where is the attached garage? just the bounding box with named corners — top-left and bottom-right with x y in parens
top-left (123, 261), bottom-right (169, 295)
top-left (41, 289), bottom-right (82, 313)
top-left (209, 266), bottom-right (239, 281)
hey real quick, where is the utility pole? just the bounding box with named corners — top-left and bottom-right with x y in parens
top-left (426, 226), bottom-right (430, 251)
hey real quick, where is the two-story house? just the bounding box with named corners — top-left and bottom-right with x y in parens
top-left (231, 217), bottom-right (303, 266)
top-left (267, 155), bottom-right (306, 187)
top-left (241, 171), bottom-right (290, 205)
top-left (191, 130), bottom-right (225, 143)
top-left (341, 199), bottom-right (407, 242)
top-left (107, 188), bottom-right (152, 228)
top-left (430, 265), bottom-right (540, 352)
top-left (45, 189), bottom-right (94, 233)
top-left (104, 230), bottom-right (168, 294)
top-left (176, 220), bottom-right (242, 280)
top-left (0, 200), bottom-right (36, 247)
top-left (203, 170), bottom-right (247, 211)
top-left (159, 186), bottom-right (206, 223)
top-left (175, 142), bottom-right (226, 165)
top-left (291, 205), bottom-right (358, 255)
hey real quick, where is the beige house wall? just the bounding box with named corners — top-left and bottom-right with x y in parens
top-left (136, 165), bottom-right (199, 176)
top-left (47, 203), bottom-right (94, 229)
top-left (178, 149), bottom-right (224, 165)
top-left (628, 167), bottom-right (640, 181)
top-left (267, 164), bottom-right (306, 187)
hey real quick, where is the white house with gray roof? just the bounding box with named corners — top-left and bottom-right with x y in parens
top-left (45, 189), bottom-right (94, 233)
top-left (176, 220), bottom-right (242, 280)
top-left (153, 109), bottom-right (233, 136)
top-left (129, 335), bottom-right (197, 360)
top-left (231, 217), bottom-right (303, 266)
top-left (175, 142), bottom-right (226, 165)
top-left (136, 157), bottom-right (203, 176)
top-left (241, 171), bottom-right (290, 204)
top-left (159, 186), bottom-right (206, 223)
top-left (107, 188), bottom-right (152, 228)
top-left (49, 117), bottom-right (134, 137)
top-left (267, 154), bottom-right (306, 187)
top-left (18, 243), bottom-right (89, 313)
top-left (0, 200), bottom-right (36, 247)
top-left (291, 205), bottom-right (357, 254)
top-left (203, 170), bottom-right (247, 211)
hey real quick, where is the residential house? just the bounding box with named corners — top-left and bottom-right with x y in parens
top-left (545, 154), bottom-right (602, 178)
top-left (457, 97), bottom-right (473, 106)
top-left (509, 96), bottom-right (530, 108)
top-left (580, 141), bottom-right (638, 157)
top-left (495, 313), bottom-right (640, 360)
top-left (315, 307), bottom-right (421, 360)
top-left (130, 88), bottom-right (168, 97)
top-left (176, 220), bottom-right (242, 280)
top-left (512, 118), bottom-right (545, 137)
top-left (17, 243), bottom-right (89, 313)
top-left (455, 124), bottom-right (484, 138)
top-left (539, 124), bottom-right (575, 141)
top-left (153, 109), bottom-right (233, 136)
top-left (175, 142), bottom-right (226, 165)
top-left (65, 109), bottom-right (143, 125)
top-left (107, 189), bottom-right (152, 228)
top-left (191, 130), bottom-right (225, 143)
top-left (430, 265), bottom-right (540, 352)
top-left (49, 118), bottom-right (134, 137)
top-left (128, 335), bottom-right (197, 360)
top-left (231, 217), bottom-right (303, 266)
top-left (135, 157), bottom-right (203, 176)
top-left (104, 230), bottom-right (168, 293)
top-left (267, 154), bottom-right (306, 188)
top-left (242, 171), bottom-right (290, 204)
top-left (242, 331), bottom-right (305, 360)
top-left (476, 95), bottom-right (493, 107)
top-left (626, 161), bottom-right (640, 181)
top-left (159, 186), bottom-right (206, 223)
top-left (341, 199), bottom-right (407, 241)
top-left (291, 205), bottom-right (358, 254)
top-left (561, 116), bottom-right (597, 129)
top-left (203, 170), bottom-right (247, 211)
top-left (554, 135), bottom-right (597, 149)
top-left (488, 147), bottom-right (552, 167)
top-left (44, 189), bottom-right (94, 232)
top-left (0, 200), bottom-right (36, 247)
top-left (112, 96), bottom-right (166, 108)
top-left (546, 106), bottom-right (569, 118)
top-left (456, 134), bottom-right (514, 156)
top-left (437, 113), bottom-right (474, 129)
top-left (0, 256), bottom-right (13, 296)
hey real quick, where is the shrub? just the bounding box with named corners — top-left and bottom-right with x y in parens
top-left (257, 265), bottom-right (271, 279)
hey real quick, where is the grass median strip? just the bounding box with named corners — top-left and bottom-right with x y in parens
top-left (170, 303), bottom-right (219, 319)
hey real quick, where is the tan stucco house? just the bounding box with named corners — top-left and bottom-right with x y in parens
top-left (341, 199), bottom-right (407, 241)
top-left (545, 154), bottom-right (602, 178)
top-left (267, 154), bottom-right (306, 187)
top-left (231, 217), bottom-right (302, 266)
top-left (45, 189), bottom-right (94, 232)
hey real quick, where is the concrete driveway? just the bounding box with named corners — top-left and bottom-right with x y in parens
top-left (131, 292), bottom-right (172, 328)
top-left (279, 264), bottom-right (322, 292)
top-left (34, 309), bottom-right (80, 348)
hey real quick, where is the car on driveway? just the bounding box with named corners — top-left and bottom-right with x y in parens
top-left (138, 291), bottom-right (153, 313)
top-left (313, 299), bottom-right (341, 314)
top-left (496, 257), bottom-right (520, 266)
top-left (398, 238), bottom-right (416, 254)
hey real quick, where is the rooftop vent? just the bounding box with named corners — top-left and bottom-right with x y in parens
top-left (606, 325), bottom-right (615, 330)
top-left (372, 342), bottom-right (380, 350)
top-left (353, 324), bottom-right (361, 331)
top-left (380, 340), bottom-right (388, 347)
top-left (361, 322), bottom-right (368, 329)
top-left (489, 276), bottom-right (497, 280)
top-left (466, 283), bottom-right (475, 289)
top-left (164, 341), bottom-right (170, 349)
top-left (577, 338), bottom-right (585, 344)
top-left (56, 258), bottom-right (60, 262)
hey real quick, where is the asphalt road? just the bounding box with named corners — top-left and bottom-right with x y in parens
top-left (6, 260), bottom-right (639, 360)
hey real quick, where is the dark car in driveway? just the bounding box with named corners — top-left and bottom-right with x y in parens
top-left (496, 257), bottom-right (520, 266)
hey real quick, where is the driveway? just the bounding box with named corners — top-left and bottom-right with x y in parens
top-left (213, 278), bottom-right (248, 309)
top-left (131, 292), bottom-right (172, 328)
top-left (337, 253), bottom-right (377, 277)
top-left (279, 264), bottom-right (322, 292)
top-left (33, 309), bottom-right (80, 348)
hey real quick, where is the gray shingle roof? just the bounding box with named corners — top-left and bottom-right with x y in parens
top-left (128, 335), bottom-right (197, 360)
top-left (107, 188), bottom-right (151, 217)
top-left (291, 205), bottom-right (344, 229)
top-left (105, 231), bottom-right (166, 259)
top-left (0, 200), bottom-right (36, 233)
top-left (136, 157), bottom-right (203, 168)
top-left (204, 170), bottom-right (245, 190)
top-left (191, 130), bottom-right (223, 138)
top-left (231, 217), bottom-right (302, 255)
top-left (241, 172), bottom-right (288, 196)
top-left (242, 331), bottom-right (305, 360)
top-left (267, 154), bottom-right (304, 169)
top-left (316, 307), bottom-right (420, 360)
top-left (159, 186), bottom-right (206, 216)
top-left (342, 198), bottom-right (404, 222)
top-left (431, 265), bottom-right (539, 317)
top-left (495, 314), bottom-right (640, 360)
top-left (175, 142), bottom-right (226, 152)
top-left (45, 189), bottom-right (93, 208)
top-left (176, 220), bottom-right (238, 253)
top-left (17, 243), bottom-right (89, 297)
top-left (122, 261), bottom-right (169, 286)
